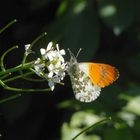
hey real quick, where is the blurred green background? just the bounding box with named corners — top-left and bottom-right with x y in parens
top-left (0, 0), bottom-right (140, 140)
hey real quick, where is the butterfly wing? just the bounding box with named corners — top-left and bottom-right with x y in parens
top-left (67, 63), bottom-right (101, 102)
top-left (79, 63), bottom-right (119, 88)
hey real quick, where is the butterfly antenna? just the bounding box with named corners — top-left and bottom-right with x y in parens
top-left (76, 48), bottom-right (82, 58)
top-left (67, 48), bottom-right (75, 58)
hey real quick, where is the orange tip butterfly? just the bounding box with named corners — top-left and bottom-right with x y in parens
top-left (67, 49), bottom-right (119, 103)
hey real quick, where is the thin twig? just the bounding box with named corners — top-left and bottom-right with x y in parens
top-left (0, 45), bottom-right (18, 71)
top-left (0, 19), bottom-right (17, 34)
top-left (0, 80), bottom-right (51, 92)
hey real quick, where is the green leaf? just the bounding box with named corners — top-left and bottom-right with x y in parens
top-left (61, 114), bottom-right (108, 140)
top-left (57, 1), bottom-right (69, 16)
top-left (61, 123), bottom-right (81, 140)
top-left (98, 0), bottom-right (134, 35)
top-left (117, 112), bottom-right (136, 127)
top-left (123, 96), bottom-right (140, 116)
top-left (72, 117), bottom-right (111, 140)
top-left (104, 127), bottom-right (133, 140)
top-left (70, 112), bottom-right (102, 128)
top-left (58, 100), bottom-right (76, 109)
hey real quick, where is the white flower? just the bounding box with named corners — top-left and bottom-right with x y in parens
top-left (40, 48), bottom-right (46, 55)
top-left (48, 64), bottom-right (54, 71)
top-left (25, 44), bottom-right (31, 51)
top-left (56, 44), bottom-right (65, 54)
top-left (47, 51), bottom-right (56, 61)
top-left (53, 75), bottom-right (61, 83)
top-left (34, 42), bottom-right (67, 91)
top-left (48, 71), bottom-right (53, 78)
top-left (34, 58), bottom-right (45, 76)
top-left (25, 44), bottom-right (31, 56)
top-left (47, 42), bottom-right (53, 51)
top-left (48, 80), bottom-right (55, 91)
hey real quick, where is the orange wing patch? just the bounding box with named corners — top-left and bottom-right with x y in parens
top-left (88, 63), bottom-right (119, 88)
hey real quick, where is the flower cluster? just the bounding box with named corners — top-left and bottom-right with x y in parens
top-left (34, 42), bottom-right (67, 91)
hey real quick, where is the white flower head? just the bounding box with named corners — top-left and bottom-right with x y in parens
top-left (34, 42), bottom-right (67, 91)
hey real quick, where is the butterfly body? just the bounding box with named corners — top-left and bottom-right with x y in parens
top-left (67, 53), bottom-right (119, 103)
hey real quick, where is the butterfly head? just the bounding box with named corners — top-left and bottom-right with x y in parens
top-left (66, 48), bottom-right (82, 74)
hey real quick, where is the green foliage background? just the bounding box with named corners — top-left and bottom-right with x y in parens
top-left (0, 0), bottom-right (140, 140)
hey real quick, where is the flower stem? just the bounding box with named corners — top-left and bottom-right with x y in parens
top-left (0, 19), bottom-right (17, 34)
top-left (3, 71), bottom-right (34, 83)
top-left (22, 32), bottom-right (47, 65)
top-left (21, 76), bottom-right (47, 82)
top-left (0, 94), bottom-right (21, 104)
top-left (0, 73), bottom-right (11, 80)
top-left (0, 62), bottom-right (34, 77)
top-left (0, 80), bottom-right (50, 92)
top-left (72, 117), bottom-right (111, 140)
top-left (0, 45), bottom-right (18, 71)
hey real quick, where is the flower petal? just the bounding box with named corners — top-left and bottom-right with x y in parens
top-left (56, 44), bottom-right (59, 51)
top-left (47, 42), bottom-right (53, 51)
top-left (48, 71), bottom-right (54, 78)
top-left (60, 49), bottom-right (65, 55)
top-left (40, 48), bottom-right (46, 55)
top-left (47, 52), bottom-right (54, 61)
top-left (25, 44), bottom-right (31, 51)
top-left (48, 81), bottom-right (55, 91)
top-left (53, 75), bottom-right (60, 83)
top-left (48, 64), bottom-right (54, 71)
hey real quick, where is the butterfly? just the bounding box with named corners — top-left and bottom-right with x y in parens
top-left (67, 49), bottom-right (119, 103)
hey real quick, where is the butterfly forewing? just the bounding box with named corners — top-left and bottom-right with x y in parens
top-left (79, 63), bottom-right (119, 88)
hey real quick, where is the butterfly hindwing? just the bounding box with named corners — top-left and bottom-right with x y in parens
top-left (68, 63), bottom-right (101, 102)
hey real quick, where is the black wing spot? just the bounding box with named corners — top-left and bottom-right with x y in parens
top-left (97, 66), bottom-right (106, 86)
top-left (102, 67), bottom-right (106, 78)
